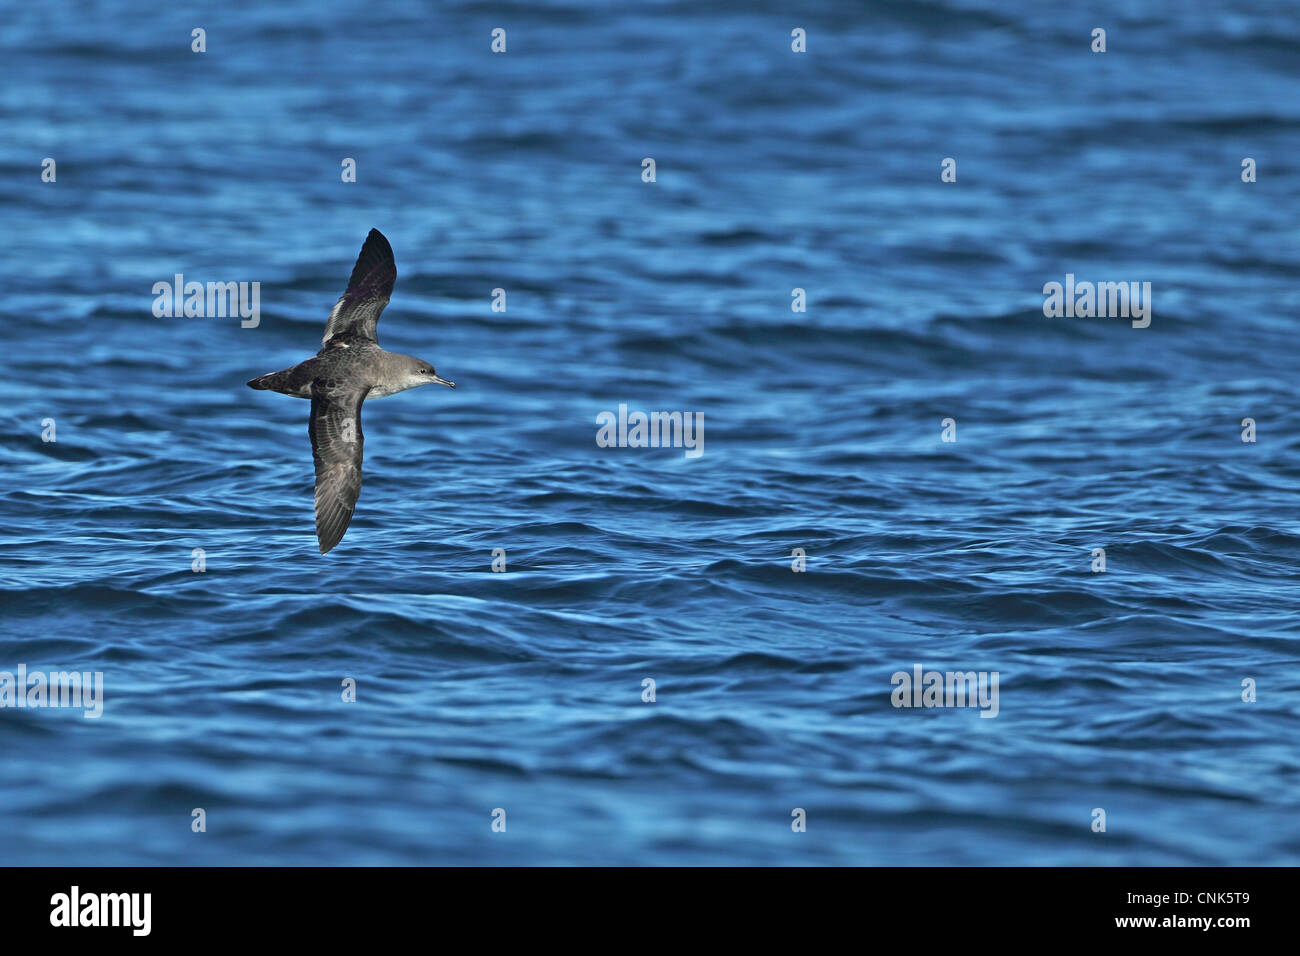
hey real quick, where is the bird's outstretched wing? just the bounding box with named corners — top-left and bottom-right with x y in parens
top-left (322, 228), bottom-right (396, 346)
top-left (309, 380), bottom-right (371, 553)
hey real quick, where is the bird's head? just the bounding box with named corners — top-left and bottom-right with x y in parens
top-left (405, 357), bottom-right (455, 389)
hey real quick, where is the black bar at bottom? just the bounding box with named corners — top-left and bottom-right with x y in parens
top-left (0, 866), bottom-right (1278, 941)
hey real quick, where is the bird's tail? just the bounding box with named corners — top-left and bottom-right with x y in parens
top-left (247, 369), bottom-right (293, 391)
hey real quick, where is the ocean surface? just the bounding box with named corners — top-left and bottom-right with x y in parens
top-left (2, 0), bottom-right (1298, 865)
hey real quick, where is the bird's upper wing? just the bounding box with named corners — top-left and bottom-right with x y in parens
top-left (309, 379), bottom-right (371, 553)
top-left (322, 229), bottom-right (396, 346)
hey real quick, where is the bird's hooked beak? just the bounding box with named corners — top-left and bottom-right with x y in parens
top-left (432, 374), bottom-right (455, 389)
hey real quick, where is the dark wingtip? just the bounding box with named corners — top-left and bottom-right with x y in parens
top-left (346, 229), bottom-right (395, 291)
top-left (316, 515), bottom-right (349, 554)
top-left (317, 527), bottom-right (340, 554)
top-left (362, 228), bottom-right (392, 257)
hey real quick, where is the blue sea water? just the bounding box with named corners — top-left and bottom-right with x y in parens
top-left (1, 0), bottom-right (1298, 866)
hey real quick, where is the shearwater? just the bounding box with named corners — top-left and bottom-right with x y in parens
top-left (247, 229), bottom-right (455, 554)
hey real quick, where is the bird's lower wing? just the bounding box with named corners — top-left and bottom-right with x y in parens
top-left (309, 381), bottom-right (370, 553)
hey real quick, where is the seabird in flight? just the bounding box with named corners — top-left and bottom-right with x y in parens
top-left (248, 229), bottom-right (455, 553)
